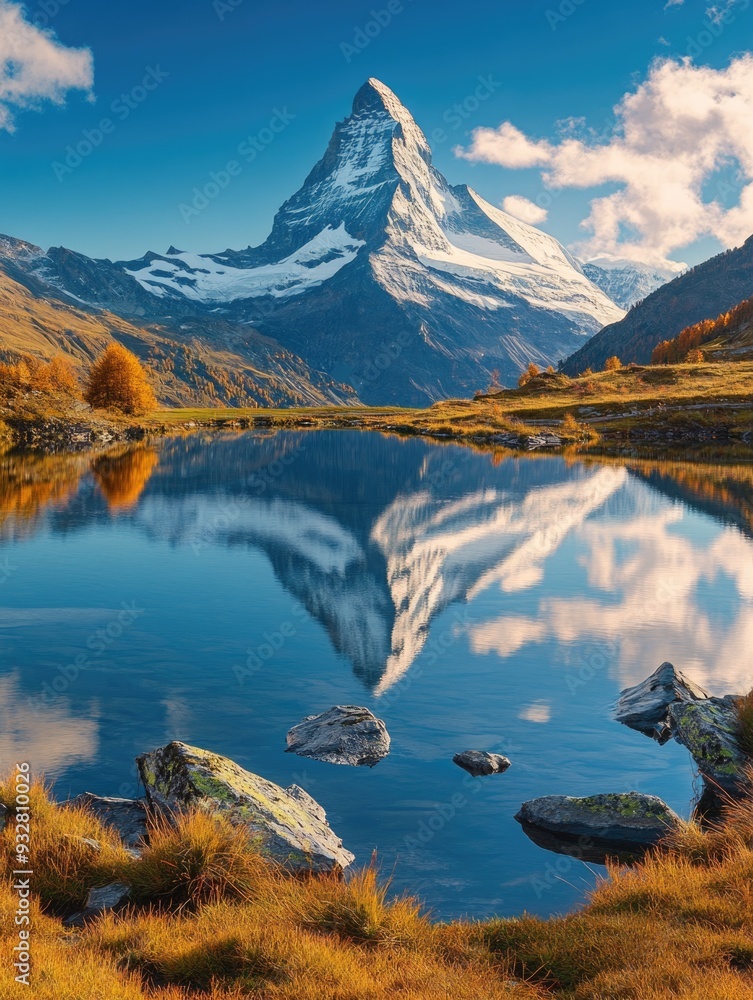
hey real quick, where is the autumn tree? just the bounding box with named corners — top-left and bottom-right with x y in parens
top-left (85, 344), bottom-right (157, 415)
top-left (0, 355), bottom-right (80, 400)
top-left (604, 356), bottom-right (622, 372)
top-left (518, 362), bottom-right (541, 387)
top-left (31, 356), bottom-right (80, 396)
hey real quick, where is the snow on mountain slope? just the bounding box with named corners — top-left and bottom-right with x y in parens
top-left (124, 80), bottom-right (621, 332)
top-left (1, 79), bottom-right (626, 404)
top-left (126, 224), bottom-right (365, 302)
top-left (581, 255), bottom-right (687, 310)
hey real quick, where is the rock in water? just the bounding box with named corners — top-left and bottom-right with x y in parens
top-left (668, 697), bottom-right (748, 803)
top-left (136, 742), bottom-right (354, 873)
top-left (613, 662), bottom-right (709, 740)
top-left (515, 793), bottom-right (680, 862)
top-left (453, 751), bottom-right (511, 777)
top-left (286, 706), bottom-right (391, 767)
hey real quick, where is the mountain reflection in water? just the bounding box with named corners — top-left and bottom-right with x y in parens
top-left (2, 434), bottom-right (752, 695)
top-left (2, 431), bottom-right (753, 920)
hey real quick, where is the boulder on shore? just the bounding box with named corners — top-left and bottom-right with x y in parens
top-left (516, 793), bottom-right (680, 863)
top-left (136, 741), bottom-right (354, 873)
top-left (70, 793), bottom-right (149, 851)
top-left (613, 662), bottom-right (709, 741)
top-left (64, 883), bottom-right (131, 928)
top-left (286, 706), bottom-right (390, 767)
top-left (668, 697), bottom-right (748, 804)
top-left (453, 751), bottom-right (511, 777)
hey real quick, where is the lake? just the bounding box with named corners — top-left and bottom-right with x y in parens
top-left (1, 431), bottom-right (752, 920)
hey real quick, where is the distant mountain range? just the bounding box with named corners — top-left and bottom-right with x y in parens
top-left (1, 79), bottom-right (635, 405)
top-left (0, 236), bottom-right (358, 408)
top-left (579, 256), bottom-right (686, 312)
top-left (564, 236), bottom-right (753, 374)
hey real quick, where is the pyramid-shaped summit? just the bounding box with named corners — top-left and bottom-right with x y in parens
top-left (17, 80), bottom-right (626, 405)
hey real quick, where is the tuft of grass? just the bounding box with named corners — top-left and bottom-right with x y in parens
top-left (0, 776), bottom-right (131, 912)
top-left (297, 867), bottom-right (426, 946)
top-left (124, 810), bottom-right (270, 910)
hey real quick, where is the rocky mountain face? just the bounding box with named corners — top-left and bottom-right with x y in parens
top-left (1, 80), bottom-right (624, 404)
top-left (0, 237), bottom-right (358, 408)
top-left (564, 237), bottom-right (753, 374)
top-left (580, 256), bottom-right (685, 311)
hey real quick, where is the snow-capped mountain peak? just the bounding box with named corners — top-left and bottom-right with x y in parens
top-left (3, 79), bottom-right (626, 404)
top-left (580, 254), bottom-right (687, 310)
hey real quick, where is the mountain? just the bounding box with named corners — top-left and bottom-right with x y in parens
top-left (580, 255), bottom-right (686, 310)
top-left (0, 236), bottom-right (357, 407)
top-left (564, 237), bottom-right (753, 374)
top-left (652, 293), bottom-right (753, 364)
top-left (1, 80), bottom-right (623, 405)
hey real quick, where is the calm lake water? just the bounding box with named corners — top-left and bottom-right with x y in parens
top-left (2, 431), bottom-right (753, 919)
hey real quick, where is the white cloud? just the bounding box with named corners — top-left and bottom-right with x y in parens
top-left (664, 0), bottom-right (685, 9)
top-left (0, 0), bottom-right (93, 132)
top-left (518, 701), bottom-right (552, 724)
top-left (501, 195), bottom-right (549, 225)
top-left (467, 506), bottom-right (753, 697)
top-left (456, 55), bottom-right (753, 267)
top-left (706, 1), bottom-right (739, 23)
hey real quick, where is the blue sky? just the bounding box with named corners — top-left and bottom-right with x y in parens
top-left (1, 0), bottom-right (752, 264)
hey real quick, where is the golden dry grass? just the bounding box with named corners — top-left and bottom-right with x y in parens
top-left (4, 773), bottom-right (753, 998)
top-left (140, 358), bottom-right (753, 451)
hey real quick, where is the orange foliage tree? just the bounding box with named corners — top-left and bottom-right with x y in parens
top-left (0, 356), bottom-right (80, 400)
top-left (652, 294), bottom-right (753, 364)
top-left (84, 344), bottom-right (158, 414)
top-left (518, 362), bottom-right (541, 387)
top-left (604, 356), bottom-right (622, 371)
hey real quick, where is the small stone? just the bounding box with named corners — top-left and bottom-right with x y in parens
top-left (453, 751), bottom-right (511, 777)
top-left (69, 794), bottom-right (149, 851)
top-left (63, 882), bottom-right (131, 928)
top-left (286, 705), bottom-right (391, 767)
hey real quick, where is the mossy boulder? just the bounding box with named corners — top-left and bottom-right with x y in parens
top-left (668, 697), bottom-right (748, 803)
top-left (614, 662), bottom-right (709, 741)
top-left (136, 742), bottom-right (354, 873)
top-left (286, 705), bottom-right (390, 767)
top-left (516, 792), bottom-right (680, 861)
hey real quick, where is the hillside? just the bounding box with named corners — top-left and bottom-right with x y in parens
top-left (652, 296), bottom-right (753, 364)
top-left (563, 236), bottom-right (753, 374)
top-left (0, 264), bottom-right (357, 408)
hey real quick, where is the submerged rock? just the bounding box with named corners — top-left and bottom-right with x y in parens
top-left (136, 741), bottom-right (354, 873)
top-left (613, 662), bottom-right (709, 741)
top-left (286, 706), bottom-right (391, 767)
top-left (515, 793), bottom-right (680, 863)
top-left (453, 751), bottom-right (511, 777)
top-left (70, 793), bottom-right (149, 851)
top-left (668, 697), bottom-right (748, 804)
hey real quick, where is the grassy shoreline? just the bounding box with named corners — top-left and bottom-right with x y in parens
top-left (2, 359), bottom-right (752, 457)
top-left (3, 776), bottom-right (753, 999)
top-left (141, 359), bottom-right (753, 454)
